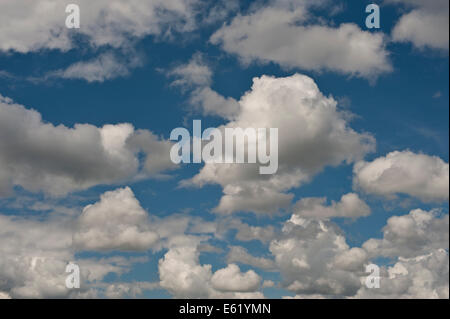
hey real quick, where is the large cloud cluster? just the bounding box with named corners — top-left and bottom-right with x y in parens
top-left (269, 215), bottom-right (368, 296)
top-left (185, 73), bottom-right (375, 214)
top-left (0, 95), bottom-right (175, 197)
top-left (0, 0), bottom-right (201, 54)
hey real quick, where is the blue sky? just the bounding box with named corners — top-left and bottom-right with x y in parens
top-left (0, 0), bottom-right (448, 299)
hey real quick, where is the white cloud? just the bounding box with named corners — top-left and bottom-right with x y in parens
top-left (103, 281), bottom-right (159, 299)
top-left (168, 55), bottom-right (240, 119)
top-left (353, 151), bottom-right (449, 202)
top-left (73, 187), bottom-right (159, 251)
top-left (210, 2), bottom-right (392, 79)
top-left (0, 292), bottom-right (11, 299)
top-left (363, 209), bottom-right (449, 259)
top-left (47, 53), bottom-right (143, 83)
top-left (158, 244), bottom-right (213, 298)
top-left (0, 94), bottom-right (176, 197)
top-left (269, 214), bottom-right (367, 296)
top-left (294, 193), bottom-right (371, 220)
top-left (356, 207), bottom-right (449, 298)
top-left (168, 54), bottom-right (213, 88)
top-left (0, 212), bottom-right (142, 298)
top-left (185, 74), bottom-right (375, 214)
top-left (262, 280), bottom-right (275, 288)
top-left (388, 0), bottom-right (449, 50)
top-left (227, 246), bottom-right (276, 271)
top-left (356, 249), bottom-right (449, 298)
top-left (211, 264), bottom-right (261, 292)
top-left (158, 239), bottom-right (264, 298)
top-left (0, 0), bottom-right (200, 53)
top-left (0, 188), bottom-right (211, 298)
top-left (216, 218), bottom-right (277, 243)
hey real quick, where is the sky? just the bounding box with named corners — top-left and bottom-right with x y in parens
top-left (0, 0), bottom-right (448, 299)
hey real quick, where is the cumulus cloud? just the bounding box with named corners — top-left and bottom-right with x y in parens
top-left (168, 54), bottom-right (240, 119)
top-left (158, 238), bottom-right (264, 298)
top-left (185, 74), bottom-right (375, 214)
top-left (363, 209), bottom-right (449, 259)
top-left (354, 208), bottom-right (449, 298)
top-left (73, 187), bottom-right (159, 251)
top-left (294, 193), bottom-right (371, 220)
top-left (0, 212), bottom-right (145, 298)
top-left (353, 151), bottom-right (449, 202)
top-left (0, 0), bottom-right (201, 54)
top-left (210, 1), bottom-right (392, 79)
top-left (0, 95), bottom-right (176, 197)
top-left (0, 187), bottom-right (216, 298)
top-left (388, 0), bottom-right (449, 50)
top-left (211, 264), bottom-right (261, 292)
top-left (269, 214), bottom-right (367, 296)
top-left (356, 249), bottom-right (449, 299)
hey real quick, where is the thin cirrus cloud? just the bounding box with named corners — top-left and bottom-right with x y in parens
top-left (44, 53), bottom-right (144, 83)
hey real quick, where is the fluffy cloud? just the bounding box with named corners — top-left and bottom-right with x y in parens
top-left (356, 249), bottom-right (449, 299)
top-left (293, 193), bottom-right (371, 220)
top-left (210, 1), bottom-right (392, 79)
top-left (0, 0), bottom-right (201, 53)
top-left (211, 264), bottom-right (261, 292)
top-left (168, 55), bottom-right (240, 119)
top-left (355, 208), bottom-right (449, 298)
top-left (269, 214), bottom-right (367, 296)
top-left (0, 187), bottom-right (214, 298)
top-left (158, 238), bottom-right (264, 298)
top-left (363, 209), bottom-right (449, 259)
top-left (185, 74), bottom-right (375, 214)
top-left (0, 211), bottom-right (144, 298)
top-left (388, 0), bottom-right (449, 50)
top-left (0, 95), bottom-right (176, 197)
top-left (158, 244), bottom-right (213, 298)
top-left (73, 187), bottom-right (159, 251)
top-left (353, 151), bottom-right (449, 202)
